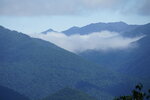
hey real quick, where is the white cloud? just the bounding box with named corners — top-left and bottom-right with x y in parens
top-left (29, 31), bottom-right (144, 53)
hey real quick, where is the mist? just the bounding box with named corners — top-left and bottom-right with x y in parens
top-left (30, 31), bottom-right (144, 53)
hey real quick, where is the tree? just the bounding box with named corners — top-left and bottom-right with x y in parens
top-left (114, 83), bottom-right (150, 100)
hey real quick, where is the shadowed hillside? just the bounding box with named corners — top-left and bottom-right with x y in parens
top-left (0, 85), bottom-right (30, 100)
top-left (41, 87), bottom-right (96, 100)
top-left (0, 26), bottom-right (118, 100)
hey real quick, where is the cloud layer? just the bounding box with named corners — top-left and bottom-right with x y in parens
top-left (29, 31), bottom-right (144, 53)
top-left (0, 0), bottom-right (150, 16)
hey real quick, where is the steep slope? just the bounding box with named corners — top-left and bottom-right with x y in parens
top-left (41, 87), bottom-right (96, 100)
top-left (0, 26), bottom-right (117, 100)
top-left (0, 85), bottom-right (30, 100)
top-left (62, 22), bottom-right (138, 35)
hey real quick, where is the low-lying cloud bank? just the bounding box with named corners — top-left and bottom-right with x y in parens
top-left (30, 31), bottom-right (144, 53)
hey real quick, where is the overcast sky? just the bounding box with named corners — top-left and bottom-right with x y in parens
top-left (0, 0), bottom-right (150, 33)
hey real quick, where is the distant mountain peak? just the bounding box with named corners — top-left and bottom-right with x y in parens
top-left (42, 28), bottom-right (57, 34)
top-left (69, 26), bottom-right (80, 29)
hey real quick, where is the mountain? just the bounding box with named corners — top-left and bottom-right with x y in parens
top-left (123, 23), bottom-right (150, 37)
top-left (119, 23), bottom-right (150, 76)
top-left (0, 26), bottom-right (118, 100)
top-left (61, 26), bottom-right (80, 35)
top-left (62, 22), bottom-right (139, 35)
top-left (0, 85), bottom-right (30, 100)
top-left (41, 87), bottom-right (96, 100)
top-left (42, 28), bottom-right (57, 34)
top-left (79, 50), bottom-right (129, 70)
top-left (1, 23), bottom-right (149, 100)
top-left (79, 23), bottom-right (150, 79)
top-left (77, 23), bottom-right (150, 96)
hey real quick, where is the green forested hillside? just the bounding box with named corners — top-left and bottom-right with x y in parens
top-left (0, 26), bottom-right (117, 100)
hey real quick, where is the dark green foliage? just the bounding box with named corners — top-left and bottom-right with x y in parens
top-left (114, 96), bottom-right (132, 100)
top-left (41, 87), bottom-right (96, 100)
top-left (135, 83), bottom-right (143, 91)
top-left (114, 83), bottom-right (150, 100)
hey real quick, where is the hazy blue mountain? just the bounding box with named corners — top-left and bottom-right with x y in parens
top-left (79, 50), bottom-right (130, 70)
top-left (41, 87), bottom-right (96, 100)
top-left (62, 22), bottom-right (139, 35)
top-left (42, 28), bottom-right (57, 34)
top-left (78, 23), bottom-right (150, 97)
top-left (0, 85), bottom-right (30, 100)
top-left (123, 23), bottom-right (150, 37)
top-left (1, 23), bottom-right (149, 100)
top-left (119, 23), bottom-right (150, 76)
top-left (79, 23), bottom-right (150, 77)
top-left (61, 26), bottom-right (80, 35)
top-left (0, 26), bottom-right (118, 100)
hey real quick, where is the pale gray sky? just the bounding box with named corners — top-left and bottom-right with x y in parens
top-left (0, 0), bottom-right (150, 33)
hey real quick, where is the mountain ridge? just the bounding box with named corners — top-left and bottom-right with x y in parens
top-left (0, 25), bottom-right (118, 100)
top-left (62, 22), bottom-right (139, 35)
